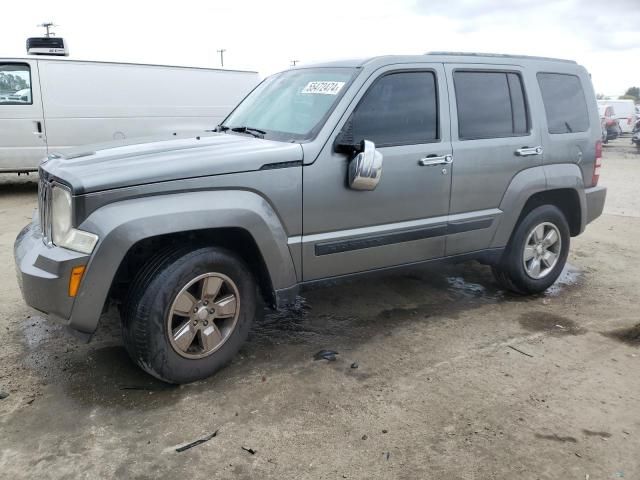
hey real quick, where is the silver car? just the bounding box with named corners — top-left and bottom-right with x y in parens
top-left (15, 53), bottom-right (607, 383)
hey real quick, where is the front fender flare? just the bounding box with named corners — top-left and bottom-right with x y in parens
top-left (69, 190), bottom-right (297, 333)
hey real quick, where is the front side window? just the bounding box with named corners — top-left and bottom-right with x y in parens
top-left (349, 71), bottom-right (438, 147)
top-left (454, 71), bottom-right (529, 140)
top-left (537, 73), bottom-right (589, 134)
top-left (221, 67), bottom-right (358, 141)
top-left (0, 63), bottom-right (32, 105)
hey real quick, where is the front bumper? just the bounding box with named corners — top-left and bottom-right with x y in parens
top-left (14, 215), bottom-right (90, 326)
top-left (585, 185), bottom-right (607, 225)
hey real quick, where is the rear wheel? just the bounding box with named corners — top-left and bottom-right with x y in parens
top-left (122, 246), bottom-right (256, 384)
top-left (492, 205), bottom-right (569, 295)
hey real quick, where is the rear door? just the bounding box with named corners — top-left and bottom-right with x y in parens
top-left (444, 64), bottom-right (542, 255)
top-left (0, 60), bottom-right (46, 171)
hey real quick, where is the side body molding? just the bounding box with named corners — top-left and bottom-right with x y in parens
top-left (69, 190), bottom-right (297, 333)
top-left (490, 163), bottom-right (586, 248)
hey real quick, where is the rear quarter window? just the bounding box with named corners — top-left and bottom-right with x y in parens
top-left (537, 73), bottom-right (589, 134)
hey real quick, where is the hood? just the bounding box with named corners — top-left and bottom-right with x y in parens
top-left (41, 133), bottom-right (304, 194)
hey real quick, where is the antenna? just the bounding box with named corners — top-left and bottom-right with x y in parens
top-left (216, 49), bottom-right (226, 68)
top-left (38, 22), bottom-right (56, 38)
top-left (290, 59), bottom-right (300, 67)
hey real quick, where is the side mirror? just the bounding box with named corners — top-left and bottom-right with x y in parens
top-left (348, 139), bottom-right (383, 191)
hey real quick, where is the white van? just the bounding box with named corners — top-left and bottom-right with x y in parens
top-left (597, 99), bottom-right (637, 134)
top-left (0, 58), bottom-right (260, 172)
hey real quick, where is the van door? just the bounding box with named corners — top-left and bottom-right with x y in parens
top-left (444, 64), bottom-right (543, 255)
top-left (0, 60), bottom-right (46, 172)
top-left (301, 64), bottom-right (452, 281)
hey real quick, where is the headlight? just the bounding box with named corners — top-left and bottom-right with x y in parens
top-left (51, 185), bottom-right (99, 254)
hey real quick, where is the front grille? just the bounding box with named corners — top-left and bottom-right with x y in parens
top-left (38, 178), bottom-right (52, 245)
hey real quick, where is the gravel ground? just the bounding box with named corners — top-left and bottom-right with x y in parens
top-left (0, 139), bottom-right (638, 479)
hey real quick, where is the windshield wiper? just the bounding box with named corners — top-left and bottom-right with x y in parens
top-left (216, 125), bottom-right (230, 132)
top-left (565, 121), bottom-right (573, 133)
top-left (230, 126), bottom-right (267, 138)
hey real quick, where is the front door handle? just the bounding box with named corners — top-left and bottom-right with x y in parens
top-left (515, 146), bottom-right (543, 157)
top-left (419, 154), bottom-right (453, 166)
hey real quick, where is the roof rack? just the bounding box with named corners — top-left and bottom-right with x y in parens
top-left (425, 52), bottom-right (576, 64)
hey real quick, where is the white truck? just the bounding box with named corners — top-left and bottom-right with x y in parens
top-left (0, 58), bottom-right (259, 172)
top-left (597, 99), bottom-right (637, 134)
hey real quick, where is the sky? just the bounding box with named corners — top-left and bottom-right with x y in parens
top-left (1, 0), bottom-right (638, 96)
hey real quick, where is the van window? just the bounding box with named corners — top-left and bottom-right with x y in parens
top-left (537, 73), bottom-right (589, 134)
top-left (453, 71), bottom-right (529, 140)
top-left (350, 71), bottom-right (438, 147)
top-left (0, 63), bottom-right (32, 105)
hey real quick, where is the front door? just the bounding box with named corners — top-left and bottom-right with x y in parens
top-left (301, 64), bottom-right (452, 281)
top-left (0, 60), bottom-right (46, 171)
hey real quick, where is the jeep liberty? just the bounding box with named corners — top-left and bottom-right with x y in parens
top-left (14, 53), bottom-right (607, 383)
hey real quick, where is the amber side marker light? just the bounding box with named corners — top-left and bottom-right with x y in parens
top-left (68, 266), bottom-right (86, 297)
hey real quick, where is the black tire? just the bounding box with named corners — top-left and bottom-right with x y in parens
top-left (492, 205), bottom-right (570, 295)
top-left (122, 246), bottom-right (256, 384)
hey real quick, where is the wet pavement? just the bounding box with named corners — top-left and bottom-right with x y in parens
top-left (1, 139), bottom-right (639, 479)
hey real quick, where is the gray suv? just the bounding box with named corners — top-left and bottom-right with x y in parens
top-left (14, 53), bottom-right (607, 383)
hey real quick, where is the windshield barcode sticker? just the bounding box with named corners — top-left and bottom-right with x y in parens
top-left (301, 81), bottom-right (345, 95)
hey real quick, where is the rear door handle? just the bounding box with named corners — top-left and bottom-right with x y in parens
top-left (419, 154), bottom-right (453, 166)
top-left (515, 146), bottom-right (543, 157)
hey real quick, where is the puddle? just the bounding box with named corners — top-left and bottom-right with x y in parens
top-left (544, 264), bottom-right (583, 297)
top-left (519, 311), bottom-right (587, 335)
top-left (602, 324), bottom-right (640, 346)
top-left (253, 262), bottom-right (583, 349)
top-left (253, 296), bottom-right (358, 346)
top-left (446, 276), bottom-right (488, 297)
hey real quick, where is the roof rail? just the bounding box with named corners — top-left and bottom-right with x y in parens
top-left (425, 51), bottom-right (576, 64)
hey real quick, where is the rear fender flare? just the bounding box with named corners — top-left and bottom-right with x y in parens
top-left (490, 164), bottom-right (586, 248)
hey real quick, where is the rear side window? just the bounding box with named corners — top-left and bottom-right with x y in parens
top-left (350, 71), bottom-right (438, 146)
top-left (537, 73), bottom-right (589, 134)
top-left (454, 71), bottom-right (529, 140)
top-left (0, 63), bottom-right (32, 105)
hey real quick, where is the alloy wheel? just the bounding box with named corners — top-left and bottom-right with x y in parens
top-left (522, 222), bottom-right (562, 280)
top-left (167, 272), bottom-right (240, 359)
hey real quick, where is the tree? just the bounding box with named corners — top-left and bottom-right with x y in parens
top-left (0, 72), bottom-right (28, 92)
top-left (621, 87), bottom-right (640, 103)
top-left (624, 86), bottom-right (640, 98)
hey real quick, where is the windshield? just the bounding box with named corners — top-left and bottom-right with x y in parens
top-left (221, 67), bottom-right (358, 141)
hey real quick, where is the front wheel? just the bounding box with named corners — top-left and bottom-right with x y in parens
top-left (492, 205), bottom-right (570, 295)
top-left (122, 247), bottom-right (256, 384)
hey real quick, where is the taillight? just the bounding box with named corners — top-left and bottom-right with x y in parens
top-left (593, 140), bottom-right (602, 186)
top-left (628, 117), bottom-right (632, 125)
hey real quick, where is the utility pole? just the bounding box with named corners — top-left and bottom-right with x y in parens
top-left (290, 59), bottom-right (300, 68)
top-left (217, 49), bottom-right (226, 68)
top-left (38, 22), bottom-right (56, 37)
